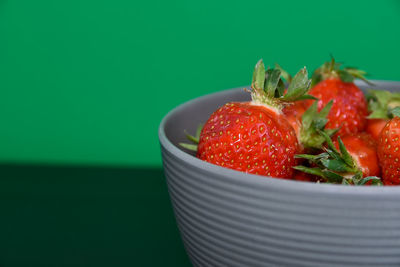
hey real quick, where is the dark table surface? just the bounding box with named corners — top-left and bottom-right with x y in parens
top-left (0, 164), bottom-right (190, 266)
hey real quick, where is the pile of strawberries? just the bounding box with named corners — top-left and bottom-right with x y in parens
top-left (181, 58), bottom-right (400, 186)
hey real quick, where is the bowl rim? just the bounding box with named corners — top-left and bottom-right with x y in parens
top-left (159, 80), bottom-right (400, 195)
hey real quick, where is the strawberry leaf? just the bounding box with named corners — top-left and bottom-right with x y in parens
top-left (301, 101), bottom-right (318, 130)
top-left (368, 101), bottom-right (387, 119)
top-left (265, 68), bottom-right (281, 97)
top-left (391, 107), bottom-right (400, 118)
top-left (295, 128), bottom-right (369, 185)
top-left (319, 100), bottom-right (333, 118)
top-left (324, 148), bottom-right (340, 161)
top-left (320, 159), bottom-right (351, 172)
top-left (295, 94), bottom-right (318, 101)
top-left (195, 124), bottom-right (203, 140)
top-left (338, 70), bottom-right (354, 83)
top-left (313, 117), bottom-right (328, 130)
top-left (179, 143), bottom-right (198, 151)
top-left (299, 101), bottom-right (335, 150)
top-left (328, 57), bottom-right (342, 72)
top-left (184, 130), bottom-right (199, 144)
top-left (282, 67), bottom-right (311, 101)
top-left (337, 136), bottom-right (354, 167)
top-left (275, 79), bottom-right (285, 98)
top-left (357, 176), bottom-right (383, 186)
top-left (293, 166), bottom-right (324, 177)
top-left (250, 59), bottom-right (312, 111)
top-left (252, 59), bottom-right (265, 91)
top-left (318, 130), bottom-right (339, 154)
top-left (295, 153), bottom-right (326, 161)
top-left (344, 67), bottom-right (373, 85)
top-left (322, 170), bottom-right (344, 183)
top-left (325, 128), bottom-right (339, 137)
top-left (368, 89), bottom-right (400, 119)
top-left (294, 154), bottom-right (316, 160)
top-left (183, 124), bottom-right (203, 144)
top-left (184, 131), bottom-right (197, 144)
top-left (180, 124), bottom-right (203, 152)
top-left (342, 179), bottom-right (351, 185)
top-left (367, 90), bottom-right (393, 119)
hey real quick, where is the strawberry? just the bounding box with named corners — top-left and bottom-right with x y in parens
top-left (294, 131), bottom-right (382, 185)
top-left (279, 65), bottom-right (336, 152)
top-left (196, 60), bottom-right (313, 178)
top-left (282, 102), bottom-right (306, 149)
top-left (284, 100), bottom-right (337, 154)
top-left (366, 119), bottom-right (389, 142)
top-left (307, 58), bottom-right (369, 137)
top-left (366, 89), bottom-right (400, 141)
top-left (377, 108), bottom-right (400, 185)
top-left (333, 133), bottom-right (380, 177)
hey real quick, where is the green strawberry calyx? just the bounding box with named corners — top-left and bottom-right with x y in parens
top-left (250, 59), bottom-right (316, 112)
top-left (311, 57), bottom-right (372, 87)
top-left (179, 124), bottom-right (203, 152)
top-left (299, 100), bottom-right (338, 150)
top-left (392, 107), bottom-right (400, 118)
top-left (294, 130), bottom-right (382, 186)
top-left (367, 89), bottom-right (400, 119)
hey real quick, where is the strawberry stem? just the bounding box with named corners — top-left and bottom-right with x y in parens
top-left (300, 100), bottom-right (337, 150)
top-left (250, 59), bottom-right (313, 111)
top-left (311, 57), bottom-right (371, 86)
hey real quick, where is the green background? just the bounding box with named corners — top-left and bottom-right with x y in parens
top-left (1, 0), bottom-right (400, 167)
top-left (1, 1), bottom-right (400, 266)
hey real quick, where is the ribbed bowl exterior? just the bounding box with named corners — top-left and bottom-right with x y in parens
top-left (159, 81), bottom-right (400, 266)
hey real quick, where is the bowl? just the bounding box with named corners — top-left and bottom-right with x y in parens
top-left (159, 80), bottom-right (400, 266)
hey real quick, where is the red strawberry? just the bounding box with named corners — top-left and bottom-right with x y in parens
top-left (333, 133), bottom-right (380, 177)
top-left (366, 119), bottom-right (388, 141)
top-left (279, 64), bottom-right (337, 153)
top-left (307, 58), bottom-right (369, 137)
top-left (198, 103), bottom-right (298, 177)
top-left (197, 60), bottom-right (313, 178)
top-left (377, 109), bottom-right (400, 185)
top-left (283, 100), bottom-right (307, 142)
top-left (294, 131), bottom-right (382, 185)
top-left (366, 89), bottom-right (400, 141)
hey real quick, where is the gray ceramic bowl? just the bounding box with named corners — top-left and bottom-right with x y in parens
top-left (159, 80), bottom-right (400, 266)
